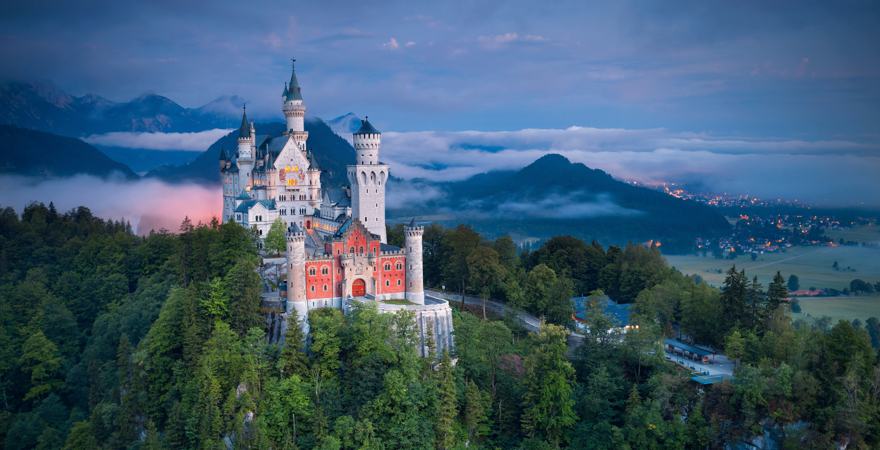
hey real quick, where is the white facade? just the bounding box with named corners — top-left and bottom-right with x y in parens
top-left (348, 123), bottom-right (388, 243)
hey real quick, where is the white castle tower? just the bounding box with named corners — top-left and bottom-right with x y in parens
top-left (348, 117), bottom-right (388, 242)
top-left (236, 107), bottom-right (255, 190)
top-left (282, 58), bottom-right (308, 149)
top-left (286, 224), bottom-right (309, 334)
top-left (404, 219), bottom-right (425, 305)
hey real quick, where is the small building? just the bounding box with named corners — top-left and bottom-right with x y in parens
top-left (664, 339), bottom-right (714, 364)
top-left (571, 295), bottom-right (634, 332)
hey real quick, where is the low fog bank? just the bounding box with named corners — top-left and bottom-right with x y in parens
top-left (0, 175), bottom-right (221, 234)
top-left (381, 127), bottom-right (880, 208)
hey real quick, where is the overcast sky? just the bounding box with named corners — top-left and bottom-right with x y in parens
top-left (2, 0), bottom-right (878, 135)
top-left (1, 0), bottom-right (878, 208)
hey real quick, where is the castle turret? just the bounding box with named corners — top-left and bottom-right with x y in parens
top-left (286, 224), bottom-right (309, 333)
top-left (352, 116), bottom-right (381, 165)
top-left (236, 106), bottom-right (254, 190)
top-left (347, 117), bottom-right (388, 242)
top-left (404, 218), bottom-right (425, 305)
top-left (282, 58), bottom-right (308, 145)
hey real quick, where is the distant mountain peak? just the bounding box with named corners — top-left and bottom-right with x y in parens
top-left (196, 95), bottom-right (246, 117)
top-left (327, 112), bottom-right (362, 141)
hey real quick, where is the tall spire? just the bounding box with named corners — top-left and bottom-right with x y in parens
top-left (238, 105), bottom-right (250, 139)
top-left (285, 57), bottom-right (302, 101)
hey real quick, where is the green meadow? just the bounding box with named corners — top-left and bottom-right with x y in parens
top-left (792, 295), bottom-right (880, 322)
top-left (665, 244), bottom-right (880, 291)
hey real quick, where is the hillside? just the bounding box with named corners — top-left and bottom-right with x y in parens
top-left (147, 118), bottom-right (356, 186)
top-left (0, 125), bottom-right (138, 179)
top-left (390, 154), bottom-right (730, 251)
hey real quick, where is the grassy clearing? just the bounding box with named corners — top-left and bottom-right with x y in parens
top-left (382, 299), bottom-right (415, 305)
top-left (827, 224), bottom-right (880, 245)
top-left (665, 245), bottom-right (880, 290)
top-left (792, 295), bottom-right (880, 323)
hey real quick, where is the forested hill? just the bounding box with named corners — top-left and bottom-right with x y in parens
top-left (2, 204), bottom-right (880, 449)
top-left (146, 118), bottom-right (356, 186)
top-left (0, 125), bottom-right (138, 179)
top-left (394, 154), bottom-right (730, 252)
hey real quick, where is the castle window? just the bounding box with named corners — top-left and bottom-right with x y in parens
top-left (396, 263), bottom-right (402, 270)
top-left (310, 285), bottom-right (315, 292)
top-left (309, 268), bottom-right (316, 276)
top-left (359, 246), bottom-right (364, 254)
top-left (384, 263), bottom-right (391, 271)
top-left (321, 266), bottom-right (329, 275)
top-left (349, 247), bottom-right (355, 254)
top-left (397, 280), bottom-right (401, 286)
top-left (323, 284), bottom-right (328, 291)
top-left (385, 280), bottom-right (390, 287)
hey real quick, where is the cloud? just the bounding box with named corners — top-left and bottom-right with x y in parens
top-left (378, 126), bottom-right (880, 207)
top-left (0, 175), bottom-right (221, 234)
top-left (496, 192), bottom-right (641, 219)
top-left (477, 32), bottom-right (547, 49)
top-left (84, 128), bottom-right (231, 151)
top-left (383, 37), bottom-right (400, 50)
top-left (386, 179), bottom-right (443, 210)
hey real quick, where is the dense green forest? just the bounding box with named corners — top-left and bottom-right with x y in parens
top-left (2, 204), bottom-right (880, 449)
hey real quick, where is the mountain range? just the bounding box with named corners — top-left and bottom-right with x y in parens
top-left (0, 80), bottom-right (730, 248)
top-left (0, 80), bottom-right (245, 136)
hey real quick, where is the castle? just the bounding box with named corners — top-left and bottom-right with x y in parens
top-left (220, 60), bottom-right (453, 356)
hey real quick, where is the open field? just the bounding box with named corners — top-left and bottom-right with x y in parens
top-left (792, 295), bottom-right (880, 323)
top-left (827, 224), bottom-right (880, 245)
top-left (665, 245), bottom-right (880, 290)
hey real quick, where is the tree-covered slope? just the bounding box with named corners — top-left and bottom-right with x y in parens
top-left (0, 125), bottom-right (138, 179)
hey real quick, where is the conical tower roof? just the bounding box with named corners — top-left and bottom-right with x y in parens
top-left (285, 58), bottom-right (303, 101)
top-left (238, 106), bottom-right (250, 139)
top-left (354, 116), bottom-right (381, 135)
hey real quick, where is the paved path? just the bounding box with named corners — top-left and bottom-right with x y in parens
top-left (425, 289), bottom-right (585, 347)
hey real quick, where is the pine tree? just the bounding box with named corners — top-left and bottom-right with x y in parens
top-left (278, 310), bottom-right (308, 377)
top-left (720, 266), bottom-right (747, 332)
top-left (20, 330), bottom-right (63, 401)
top-left (521, 324), bottom-right (577, 447)
top-left (766, 272), bottom-right (788, 316)
top-left (464, 380), bottom-right (490, 444)
top-left (435, 351), bottom-right (458, 449)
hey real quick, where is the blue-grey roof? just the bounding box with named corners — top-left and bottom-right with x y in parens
top-left (238, 107), bottom-right (250, 138)
top-left (234, 199), bottom-right (276, 214)
top-left (324, 187), bottom-right (351, 207)
top-left (354, 117), bottom-right (380, 135)
top-left (571, 295), bottom-right (631, 326)
top-left (285, 61), bottom-right (303, 101)
top-left (334, 218), bottom-right (352, 237)
top-left (664, 339), bottom-right (713, 357)
top-left (236, 190), bottom-right (250, 200)
top-left (380, 243), bottom-right (400, 252)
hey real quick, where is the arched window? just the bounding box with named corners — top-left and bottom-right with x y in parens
top-left (350, 247), bottom-right (355, 254)
top-left (309, 267), bottom-right (316, 276)
top-left (323, 284), bottom-right (328, 291)
top-left (396, 263), bottom-right (402, 270)
top-left (321, 266), bottom-right (329, 275)
top-left (384, 263), bottom-right (391, 271)
top-left (359, 246), bottom-right (364, 254)
top-left (385, 280), bottom-right (390, 287)
top-left (310, 285), bottom-right (316, 292)
top-left (397, 280), bottom-right (401, 286)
